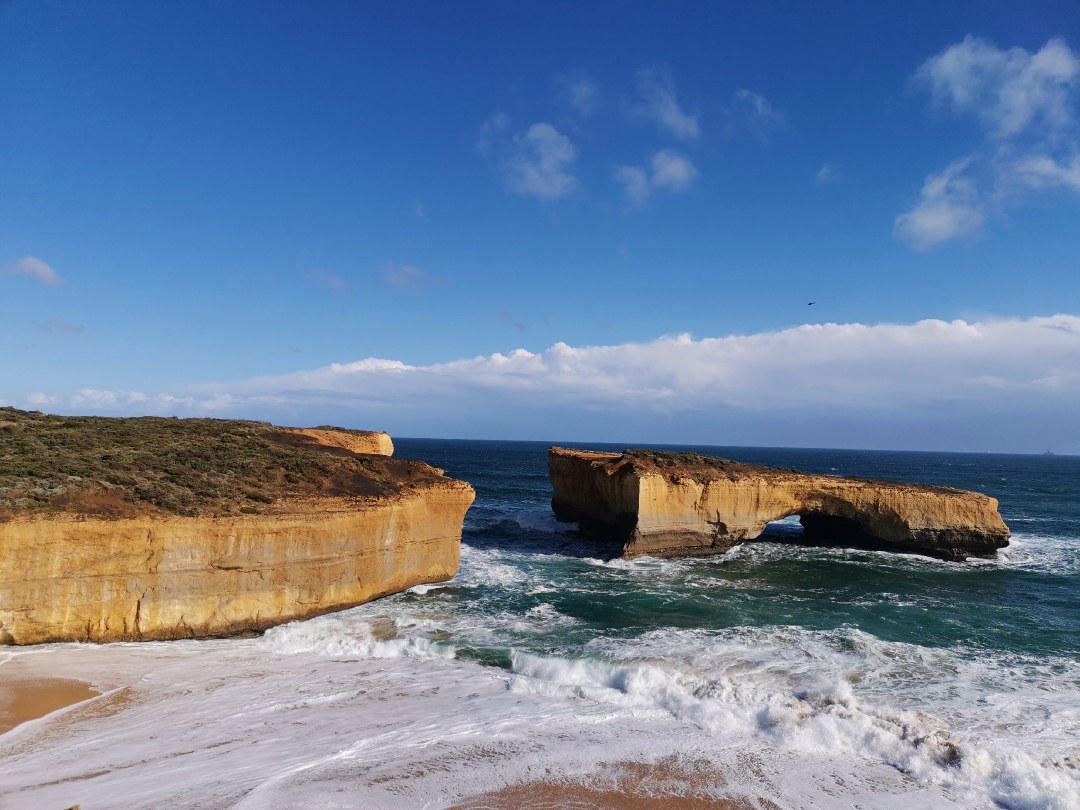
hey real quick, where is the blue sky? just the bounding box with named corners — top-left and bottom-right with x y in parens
top-left (2, 1), bottom-right (1079, 451)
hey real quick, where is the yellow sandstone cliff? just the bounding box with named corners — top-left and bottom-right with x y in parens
top-left (549, 447), bottom-right (1009, 561)
top-left (0, 486), bottom-right (471, 645)
top-left (0, 410), bottom-right (473, 644)
top-left (280, 426), bottom-right (394, 456)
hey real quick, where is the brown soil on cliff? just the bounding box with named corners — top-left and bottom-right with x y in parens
top-left (0, 407), bottom-right (439, 521)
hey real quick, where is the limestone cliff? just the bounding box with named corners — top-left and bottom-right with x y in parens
top-left (279, 427), bottom-right (394, 456)
top-left (549, 447), bottom-right (1009, 561)
top-left (0, 409), bottom-right (473, 644)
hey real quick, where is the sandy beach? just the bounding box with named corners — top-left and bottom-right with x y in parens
top-left (452, 783), bottom-right (752, 809)
top-left (0, 676), bottom-right (100, 736)
top-left (450, 759), bottom-right (761, 809)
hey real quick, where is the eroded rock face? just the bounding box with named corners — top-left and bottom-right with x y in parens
top-left (0, 410), bottom-right (473, 644)
top-left (549, 448), bottom-right (1009, 561)
top-left (0, 486), bottom-right (472, 645)
top-left (278, 427), bottom-right (394, 456)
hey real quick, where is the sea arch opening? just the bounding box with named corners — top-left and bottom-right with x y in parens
top-left (756, 508), bottom-right (882, 550)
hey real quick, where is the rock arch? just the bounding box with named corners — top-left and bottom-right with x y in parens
top-left (549, 448), bottom-right (1009, 562)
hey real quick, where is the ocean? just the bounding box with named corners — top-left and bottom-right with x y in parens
top-left (2, 440), bottom-right (1078, 809)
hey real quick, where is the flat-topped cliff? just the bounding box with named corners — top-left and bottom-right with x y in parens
top-left (0, 408), bottom-right (473, 644)
top-left (549, 447), bottom-right (1009, 561)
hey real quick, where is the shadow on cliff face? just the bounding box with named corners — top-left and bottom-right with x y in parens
top-left (751, 515), bottom-right (914, 557)
top-left (465, 508), bottom-right (972, 564)
top-left (464, 507), bottom-right (624, 561)
top-left (755, 517), bottom-right (806, 544)
top-left (465, 510), bottom-right (904, 563)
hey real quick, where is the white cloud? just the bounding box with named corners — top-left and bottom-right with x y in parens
top-left (24, 392), bottom-right (58, 406)
top-left (6, 256), bottom-right (63, 286)
top-left (504, 123), bottom-right (579, 200)
top-left (556, 73), bottom-right (600, 118)
top-left (914, 35), bottom-right (1079, 138)
top-left (816, 163), bottom-right (840, 184)
top-left (615, 150), bottom-right (699, 206)
top-left (614, 165), bottom-right (651, 205)
top-left (25, 389), bottom-right (196, 410)
top-left (301, 267), bottom-right (347, 292)
top-left (477, 112), bottom-right (510, 155)
top-left (728, 89), bottom-right (786, 139)
top-left (21, 315), bottom-right (1080, 451)
top-left (894, 157), bottom-right (986, 249)
top-left (34, 316), bottom-right (86, 334)
top-left (1007, 152), bottom-right (1080, 192)
top-left (632, 66), bottom-right (700, 139)
top-left (413, 201), bottom-right (427, 220)
top-left (383, 263), bottom-right (439, 290)
top-left (650, 150), bottom-right (699, 191)
top-left (899, 36), bottom-right (1080, 248)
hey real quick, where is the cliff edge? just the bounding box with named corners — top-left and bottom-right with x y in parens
top-left (0, 408), bottom-right (473, 644)
top-left (549, 447), bottom-right (1009, 561)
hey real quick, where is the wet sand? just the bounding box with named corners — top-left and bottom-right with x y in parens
top-left (451, 759), bottom-right (768, 810)
top-left (451, 785), bottom-right (752, 809)
top-left (0, 678), bottom-right (101, 735)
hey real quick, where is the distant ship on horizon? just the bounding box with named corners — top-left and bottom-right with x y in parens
top-left (1044, 447), bottom-right (1055, 456)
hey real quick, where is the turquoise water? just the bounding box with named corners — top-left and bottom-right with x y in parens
top-left (394, 440), bottom-right (1080, 662)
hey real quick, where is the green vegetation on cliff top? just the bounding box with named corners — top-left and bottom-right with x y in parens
top-left (0, 408), bottom-right (433, 520)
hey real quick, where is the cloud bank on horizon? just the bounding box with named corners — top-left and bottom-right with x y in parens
top-left (16, 315), bottom-right (1079, 452)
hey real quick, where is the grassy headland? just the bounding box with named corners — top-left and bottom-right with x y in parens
top-left (0, 408), bottom-right (434, 520)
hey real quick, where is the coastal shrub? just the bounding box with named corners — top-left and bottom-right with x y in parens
top-left (0, 407), bottom-right (423, 520)
top-left (622, 448), bottom-right (802, 479)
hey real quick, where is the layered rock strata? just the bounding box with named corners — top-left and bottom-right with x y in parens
top-left (549, 447), bottom-right (1009, 561)
top-left (0, 409), bottom-right (473, 644)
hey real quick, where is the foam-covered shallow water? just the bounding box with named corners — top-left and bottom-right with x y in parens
top-left (1, 440), bottom-right (1078, 809)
